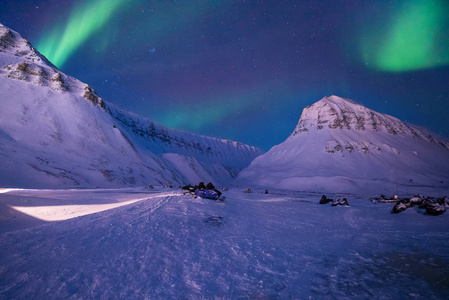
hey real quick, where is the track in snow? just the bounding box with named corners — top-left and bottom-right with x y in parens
top-left (1, 188), bottom-right (449, 299)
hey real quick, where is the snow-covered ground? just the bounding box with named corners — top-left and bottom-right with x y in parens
top-left (1, 188), bottom-right (449, 299)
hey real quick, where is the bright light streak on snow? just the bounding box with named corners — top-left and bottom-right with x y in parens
top-left (36, 0), bottom-right (127, 67)
top-left (0, 188), bottom-right (17, 193)
top-left (258, 197), bottom-right (289, 203)
top-left (11, 197), bottom-right (146, 221)
top-left (10, 193), bottom-right (179, 221)
top-left (359, 0), bottom-right (449, 71)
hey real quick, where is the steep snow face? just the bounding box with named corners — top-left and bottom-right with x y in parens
top-left (238, 96), bottom-right (449, 195)
top-left (0, 23), bottom-right (261, 188)
top-left (110, 107), bottom-right (261, 170)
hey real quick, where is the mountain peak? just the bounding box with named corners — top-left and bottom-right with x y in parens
top-left (320, 95), bottom-right (357, 105)
top-left (292, 95), bottom-right (411, 136)
top-left (238, 95), bottom-right (449, 194)
top-left (291, 95), bottom-right (449, 149)
top-left (0, 23), bottom-right (261, 188)
top-left (0, 23), bottom-right (55, 68)
top-left (0, 23), bottom-right (107, 108)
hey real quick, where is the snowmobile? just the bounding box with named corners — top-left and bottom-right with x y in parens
top-left (391, 199), bottom-right (411, 214)
top-left (195, 189), bottom-right (221, 200)
top-left (426, 197), bottom-right (447, 216)
top-left (319, 195), bottom-right (333, 204)
top-left (183, 182), bottom-right (224, 201)
top-left (182, 184), bottom-right (197, 195)
top-left (332, 197), bottom-right (349, 206)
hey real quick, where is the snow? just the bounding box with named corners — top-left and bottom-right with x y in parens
top-left (238, 96), bottom-right (449, 195)
top-left (162, 153), bottom-right (219, 184)
top-left (1, 188), bottom-right (449, 298)
top-left (0, 23), bottom-right (261, 189)
top-left (9, 189), bottom-right (181, 221)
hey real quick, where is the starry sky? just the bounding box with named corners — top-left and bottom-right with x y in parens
top-left (1, 0), bottom-right (448, 151)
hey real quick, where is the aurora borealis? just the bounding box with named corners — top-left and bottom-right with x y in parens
top-left (1, 0), bottom-right (448, 150)
top-left (360, 0), bottom-right (449, 72)
top-left (36, 0), bottom-right (128, 67)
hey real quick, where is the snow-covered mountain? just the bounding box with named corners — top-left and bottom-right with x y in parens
top-left (237, 95), bottom-right (449, 195)
top-left (0, 23), bottom-right (261, 188)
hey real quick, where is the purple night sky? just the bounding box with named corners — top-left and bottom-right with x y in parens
top-left (1, 0), bottom-right (448, 150)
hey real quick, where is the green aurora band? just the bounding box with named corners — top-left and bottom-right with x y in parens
top-left (157, 90), bottom-right (264, 131)
top-left (37, 0), bottom-right (128, 67)
top-left (360, 0), bottom-right (449, 72)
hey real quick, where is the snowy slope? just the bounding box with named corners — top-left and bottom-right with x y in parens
top-left (0, 23), bottom-right (261, 188)
top-left (237, 96), bottom-right (449, 195)
top-left (1, 188), bottom-right (449, 298)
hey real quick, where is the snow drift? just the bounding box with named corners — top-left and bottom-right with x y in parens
top-left (237, 95), bottom-right (449, 195)
top-left (0, 23), bottom-right (261, 188)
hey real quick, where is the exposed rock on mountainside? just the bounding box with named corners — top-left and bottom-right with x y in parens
top-left (238, 96), bottom-right (449, 195)
top-left (0, 23), bottom-right (261, 188)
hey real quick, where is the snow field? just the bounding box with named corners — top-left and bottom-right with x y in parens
top-left (5, 188), bottom-right (181, 222)
top-left (1, 188), bottom-right (449, 299)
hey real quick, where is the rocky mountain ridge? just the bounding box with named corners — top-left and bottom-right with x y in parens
top-left (296, 96), bottom-right (446, 143)
top-left (0, 23), bottom-right (261, 188)
top-left (238, 96), bottom-right (449, 195)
